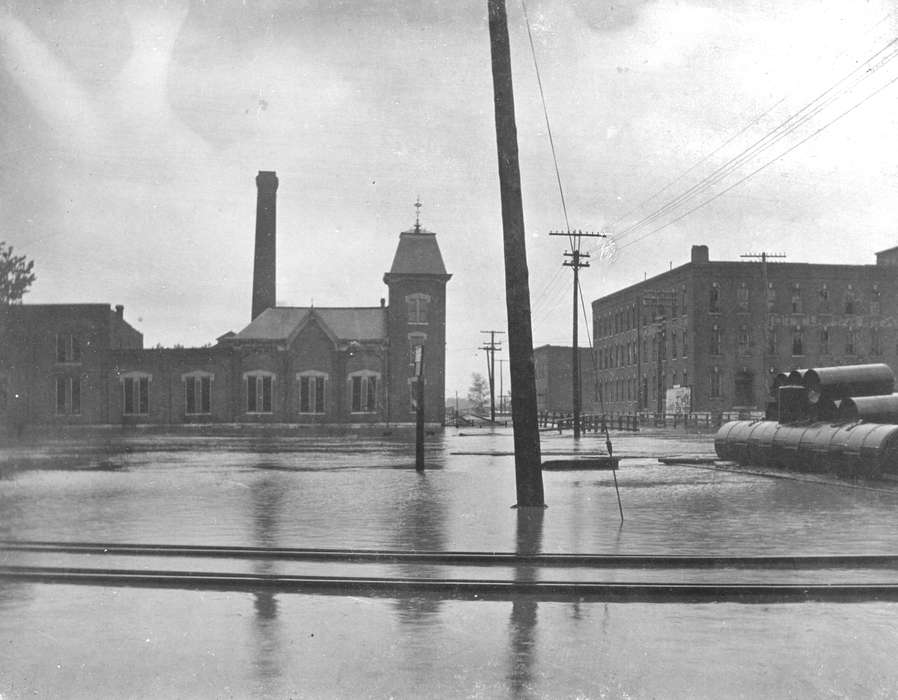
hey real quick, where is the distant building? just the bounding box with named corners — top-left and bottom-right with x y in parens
top-left (533, 345), bottom-right (598, 413)
top-left (590, 244), bottom-right (898, 414)
top-left (0, 172), bottom-right (450, 431)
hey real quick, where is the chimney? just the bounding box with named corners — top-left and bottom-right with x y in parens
top-left (115, 304), bottom-right (124, 319)
top-left (691, 244), bottom-right (709, 264)
top-left (252, 171), bottom-right (279, 320)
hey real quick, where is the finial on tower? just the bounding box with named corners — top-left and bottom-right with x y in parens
top-left (414, 196), bottom-right (422, 233)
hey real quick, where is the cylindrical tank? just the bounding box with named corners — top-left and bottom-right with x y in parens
top-left (796, 423), bottom-right (831, 473)
top-left (770, 372), bottom-right (791, 395)
top-left (840, 423), bottom-right (898, 478)
top-left (803, 363), bottom-right (895, 404)
top-left (747, 421), bottom-right (779, 467)
top-left (788, 369), bottom-right (809, 386)
top-left (777, 385), bottom-right (808, 424)
top-left (812, 398), bottom-right (840, 422)
top-left (839, 394), bottom-right (898, 423)
top-left (714, 421), bottom-right (756, 463)
top-left (771, 424), bottom-right (807, 470)
top-left (826, 423), bottom-right (857, 475)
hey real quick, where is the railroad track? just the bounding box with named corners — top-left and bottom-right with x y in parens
top-left (4, 540), bottom-right (898, 602)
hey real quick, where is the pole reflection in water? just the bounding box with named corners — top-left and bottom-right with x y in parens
top-left (508, 507), bottom-right (545, 698)
top-left (249, 473), bottom-right (284, 694)
top-left (391, 473), bottom-right (448, 624)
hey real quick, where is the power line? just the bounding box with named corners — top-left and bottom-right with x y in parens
top-left (618, 68), bottom-right (898, 252)
top-left (611, 34), bottom-right (898, 246)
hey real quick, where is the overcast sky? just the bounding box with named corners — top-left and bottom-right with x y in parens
top-left (2, 0), bottom-right (897, 396)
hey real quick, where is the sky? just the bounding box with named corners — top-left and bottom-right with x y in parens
top-left (2, 0), bottom-right (897, 397)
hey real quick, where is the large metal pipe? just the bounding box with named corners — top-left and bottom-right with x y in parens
top-left (839, 393), bottom-right (898, 422)
top-left (803, 363), bottom-right (894, 404)
top-left (715, 420), bottom-right (898, 476)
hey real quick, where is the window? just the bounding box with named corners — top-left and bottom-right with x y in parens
top-left (845, 286), bottom-right (856, 315)
top-left (709, 284), bottom-right (720, 313)
top-left (738, 325), bottom-right (750, 355)
top-left (56, 334), bottom-right (81, 363)
top-left (710, 367), bottom-right (721, 398)
top-left (681, 285), bottom-right (688, 316)
top-left (792, 326), bottom-right (803, 356)
top-left (244, 372), bottom-right (274, 413)
top-left (0, 375), bottom-right (7, 411)
top-left (791, 283), bottom-right (802, 313)
top-left (736, 283), bottom-right (749, 312)
top-left (683, 370), bottom-right (688, 388)
top-left (349, 371), bottom-right (379, 413)
top-left (818, 284), bottom-right (830, 312)
top-left (846, 329), bottom-right (858, 355)
top-left (871, 327), bottom-right (882, 356)
top-left (297, 371), bottom-right (327, 414)
top-left (819, 327), bottom-right (830, 355)
top-left (183, 372), bottom-right (213, 415)
top-left (122, 373), bottom-right (150, 415)
top-left (406, 293), bottom-right (431, 325)
top-left (871, 285), bottom-right (881, 315)
top-left (767, 325), bottom-right (777, 355)
top-left (767, 283), bottom-right (776, 311)
top-left (670, 331), bottom-right (678, 359)
top-left (408, 332), bottom-right (427, 368)
top-left (55, 376), bottom-right (81, 415)
top-left (710, 324), bottom-right (721, 355)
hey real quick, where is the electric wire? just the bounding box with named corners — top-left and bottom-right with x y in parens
top-left (617, 67), bottom-right (898, 252)
top-left (612, 36), bottom-right (898, 245)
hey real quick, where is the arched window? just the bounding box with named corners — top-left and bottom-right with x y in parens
top-left (121, 371), bottom-right (151, 416)
top-left (792, 326), bottom-right (803, 356)
top-left (736, 283), bottom-right (749, 312)
top-left (182, 370), bottom-right (213, 415)
top-left (244, 370), bottom-right (275, 414)
top-left (348, 370), bottom-right (379, 414)
top-left (791, 283), bottom-right (802, 313)
top-left (297, 370), bottom-right (328, 414)
top-left (819, 326), bottom-right (830, 355)
top-left (710, 324), bottom-right (721, 355)
top-left (406, 293), bottom-right (431, 325)
top-left (844, 285), bottom-right (856, 315)
top-left (710, 367), bottom-right (721, 398)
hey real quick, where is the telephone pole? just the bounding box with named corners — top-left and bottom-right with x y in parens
top-left (740, 251), bottom-right (786, 405)
top-left (499, 358), bottom-right (506, 414)
top-left (480, 330), bottom-right (504, 423)
top-left (549, 230), bottom-right (607, 438)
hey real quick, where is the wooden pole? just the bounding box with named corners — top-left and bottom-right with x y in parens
top-left (488, 0), bottom-right (545, 507)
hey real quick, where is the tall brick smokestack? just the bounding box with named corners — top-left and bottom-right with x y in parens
top-left (252, 171), bottom-right (278, 320)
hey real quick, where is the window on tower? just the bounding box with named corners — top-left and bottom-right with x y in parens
top-left (406, 293), bottom-right (431, 324)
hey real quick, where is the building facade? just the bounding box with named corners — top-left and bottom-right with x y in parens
top-left (0, 172), bottom-right (450, 432)
top-left (590, 244), bottom-right (898, 414)
top-left (533, 345), bottom-right (599, 413)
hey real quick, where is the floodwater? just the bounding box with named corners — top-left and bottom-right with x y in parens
top-left (3, 427), bottom-right (898, 698)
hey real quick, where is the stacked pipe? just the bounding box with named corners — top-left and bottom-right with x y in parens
top-left (715, 363), bottom-right (898, 478)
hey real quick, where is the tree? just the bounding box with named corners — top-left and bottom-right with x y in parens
top-left (0, 242), bottom-right (36, 305)
top-left (468, 372), bottom-right (488, 415)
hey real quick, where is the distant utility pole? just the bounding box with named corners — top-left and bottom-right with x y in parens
top-left (639, 291), bottom-right (677, 415)
top-left (499, 358), bottom-right (506, 414)
top-left (480, 330), bottom-right (505, 423)
top-left (740, 251), bottom-right (786, 404)
top-left (549, 230), bottom-right (607, 439)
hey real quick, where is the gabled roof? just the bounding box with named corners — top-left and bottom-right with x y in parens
top-left (230, 307), bottom-right (387, 343)
top-left (386, 229), bottom-right (449, 276)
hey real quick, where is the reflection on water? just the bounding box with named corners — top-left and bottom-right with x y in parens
top-left (250, 473), bottom-right (284, 695)
top-left (508, 507), bottom-right (544, 699)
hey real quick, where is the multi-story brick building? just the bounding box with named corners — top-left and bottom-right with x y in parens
top-left (0, 171), bottom-right (450, 432)
top-left (590, 244), bottom-right (898, 415)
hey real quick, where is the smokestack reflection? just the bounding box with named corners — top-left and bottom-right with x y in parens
top-left (250, 474), bottom-right (284, 692)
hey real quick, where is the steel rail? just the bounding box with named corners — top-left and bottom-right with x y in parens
top-left (4, 541), bottom-right (898, 570)
top-left (2, 565), bottom-right (898, 602)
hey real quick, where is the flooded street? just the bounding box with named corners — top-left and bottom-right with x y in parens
top-left (3, 427), bottom-right (898, 698)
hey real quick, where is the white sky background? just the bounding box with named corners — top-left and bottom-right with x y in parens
top-left (1, 0), bottom-right (897, 397)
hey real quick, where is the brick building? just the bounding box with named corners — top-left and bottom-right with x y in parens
top-left (533, 345), bottom-right (598, 413)
top-left (0, 171), bottom-right (450, 431)
top-left (590, 244), bottom-right (898, 415)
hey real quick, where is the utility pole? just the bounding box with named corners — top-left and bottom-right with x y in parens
top-left (740, 252), bottom-right (786, 404)
top-left (549, 230), bottom-right (607, 439)
top-left (498, 358), bottom-right (506, 414)
top-left (488, 0), bottom-right (544, 507)
top-left (639, 291), bottom-right (677, 416)
top-left (480, 330), bottom-right (504, 423)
